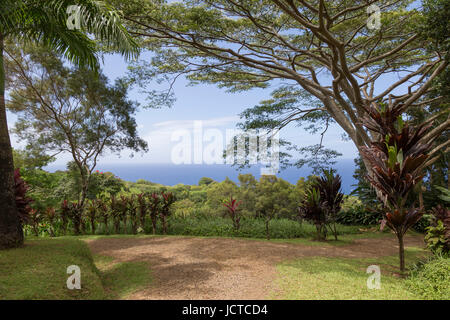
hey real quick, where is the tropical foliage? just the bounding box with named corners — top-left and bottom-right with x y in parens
top-left (360, 104), bottom-right (436, 272)
top-left (223, 196), bottom-right (242, 231)
top-left (299, 170), bottom-right (344, 240)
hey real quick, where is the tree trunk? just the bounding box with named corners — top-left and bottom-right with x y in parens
top-left (265, 219), bottom-right (270, 240)
top-left (0, 32), bottom-right (23, 249)
top-left (78, 170), bottom-right (90, 209)
top-left (90, 219), bottom-right (96, 235)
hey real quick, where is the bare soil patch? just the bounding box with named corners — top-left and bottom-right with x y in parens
top-left (85, 235), bottom-right (424, 300)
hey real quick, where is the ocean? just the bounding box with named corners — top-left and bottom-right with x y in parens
top-left (45, 159), bottom-right (358, 194)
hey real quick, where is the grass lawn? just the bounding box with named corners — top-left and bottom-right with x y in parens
top-left (270, 247), bottom-right (436, 300)
top-left (0, 234), bottom-right (445, 300)
top-left (0, 238), bottom-right (152, 300)
top-left (94, 254), bottom-right (152, 299)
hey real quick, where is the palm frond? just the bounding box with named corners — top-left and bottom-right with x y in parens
top-left (1, 0), bottom-right (138, 69)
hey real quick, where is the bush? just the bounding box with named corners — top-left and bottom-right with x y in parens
top-left (14, 168), bottom-right (33, 224)
top-left (405, 255), bottom-right (450, 300)
top-left (165, 216), bottom-right (361, 239)
top-left (412, 214), bottom-right (432, 233)
top-left (425, 205), bottom-right (450, 253)
top-left (425, 220), bottom-right (449, 255)
top-left (336, 207), bottom-right (381, 226)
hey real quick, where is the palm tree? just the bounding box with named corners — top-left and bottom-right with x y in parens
top-left (0, 0), bottom-right (138, 249)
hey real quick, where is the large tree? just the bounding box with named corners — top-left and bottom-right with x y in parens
top-left (112, 0), bottom-right (449, 169)
top-left (0, 0), bottom-right (137, 248)
top-left (6, 44), bottom-right (148, 209)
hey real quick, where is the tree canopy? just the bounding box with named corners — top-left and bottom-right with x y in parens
top-left (112, 0), bottom-right (448, 170)
top-left (6, 43), bottom-right (148, 206)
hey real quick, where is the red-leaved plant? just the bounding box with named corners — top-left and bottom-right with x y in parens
top-left (128, 195), bottom-right (138, 234)
top-left (360, 104), bottom-right (435, 272)
top-left (60, 200), bottom-right (70, 235)
top-left (14, 168), bottom-right (33, 224)
top-left (96, 199), bottom-right (109, 234)
top-left (313, 169), bottom-right (344, 240)
top-left (299, 188), bottom-right (327, 240)
top-left (28, 209), bottom-right (41, 236)
top-left (223, 196), bottom-right (242, 231)
top-left (148, 193), bottom-right (160, 235)
top-left (161, 192), bottom-right (175, 234)
top-left (85, 201), bottom-right (98, 235)
top-left (137, 193), bottom-right (148, 230)
top-left (44, 207), bottom-right (57, 237)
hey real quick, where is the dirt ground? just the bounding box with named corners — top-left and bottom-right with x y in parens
top-left (86, 235), bottom-right (424, 300)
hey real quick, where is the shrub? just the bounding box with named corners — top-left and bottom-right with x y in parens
top-left (147, 193), bottom-right (160, 235)
top-left (425, 221), bottom-right (448, 255)
top-left (425, 205), bottom-right (450, 254)
top-left (85, 201), bottom-right (98, 235)
top-left (67, 202), bottom-right (83, 235)
top-left (14, 168), bottom-right (33, 224)
top-left (97, 199), bottom-right (109, 234)
top-left (59, 200), bottom-right (70, 235)
top-left (118, 196), bottom-right (129, 233)
top-left (137, 193), bottom-right (147, 229)
top-left (160, 192), bottom-right (176, 234)
top-left (166, 216), bottom-right (361, 239)
top-left (337, 206), bottom-right (382, 226)
top-left (44, 207), bottom-right (57, 237)
top-left (128, 195), bottom-right (138, 234)
top-left (405, 255), bottom-right (450, 300)
top-left (28, 209), bottom-right (41, 236)
top-left (173, 199), bottom-right (196, 218)
top-left (110, 195), bottom-right (122, 234)
top-left (313, 169), bottom-right (344, 240)
top-left (223, 196), bottom-right (243, 231)
top-left (360, 104), bottom-right (434, 272)
top-left (412, 214), bottom-right (432, 233)
top-left (299, 188), bottom-right (327, 240)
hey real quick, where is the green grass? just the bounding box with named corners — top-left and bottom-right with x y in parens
top-left (0, 238), bottom-right (105, 299)
top-left (265, 228), bottom-right (421, 246)
top-left (3, 234), bottom-right (441, 300)
top-left (405, 255), bottom-right (450, 300)
top-left (270, 247), bottom-right (431, 300)
top-left (93, 254), bottom-right (152, 299)
top-left (0, 238), bottom-right (152, 300)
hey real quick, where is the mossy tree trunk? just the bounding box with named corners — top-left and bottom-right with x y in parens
top-left (0, 32), bottom-right (23, 249)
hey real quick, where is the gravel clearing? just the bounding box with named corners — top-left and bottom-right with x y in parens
top-left (86, 235), bottom-right (424, 300)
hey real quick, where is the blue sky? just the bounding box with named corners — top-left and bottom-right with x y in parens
top-left (9, 52), bottom-right (359, 166)
top-left (105, 53), bottom-right (359, 165)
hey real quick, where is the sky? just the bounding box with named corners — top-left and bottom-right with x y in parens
top-left (8, 1), bottom-right (427, 169)
top-left (99, 53), bottom-right (359, 166)
top-left (8, 52), bottom-right (359, 167)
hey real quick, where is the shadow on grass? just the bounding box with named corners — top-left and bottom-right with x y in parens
top-left (93, 255), bottom-right (152, 299)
